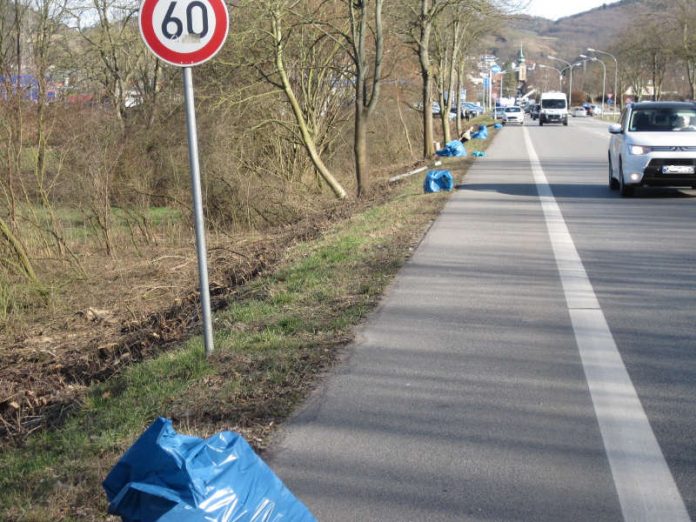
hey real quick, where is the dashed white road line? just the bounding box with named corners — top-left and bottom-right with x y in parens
top-left (523, 127), bottom-right (691, 522)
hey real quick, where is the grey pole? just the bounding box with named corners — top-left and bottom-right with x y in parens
top-left (183, 66), bottom-right (214, 357)
top-left (598, 58), bottom-right (606, 116)
top-left (589, 48), bottom-right (619, 115)
top-left (549, 56), bottom-right (572, 103)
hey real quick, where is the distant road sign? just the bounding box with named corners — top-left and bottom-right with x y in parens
top-left (139, 0), bottom-right (229, 67)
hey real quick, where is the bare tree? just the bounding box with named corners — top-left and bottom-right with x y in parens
top-left (402, 0), bottom-right (494, 158)
top-left (74, 0), bottom-right (149, 132)
top-left (233, 0), bottom-right (348, 199)
top-left (344, 0), bottom-right (384, 197)
top-left (664, 0), bottom-right (696, 99)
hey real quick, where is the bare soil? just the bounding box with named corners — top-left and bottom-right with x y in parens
top-left (0, 180), bottom-right (403, 446)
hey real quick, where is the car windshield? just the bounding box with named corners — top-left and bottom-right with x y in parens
top-left (629, 108), bottom-right (696, 132)
top-left (541, 99), bottom-right (565, 109)
top-left (505, 107), bottom-right (521, 112)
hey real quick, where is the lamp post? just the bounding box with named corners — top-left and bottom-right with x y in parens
top-left (549, 55), bottom-right (573, 104)
top-left (588, 47), bottom-right (619, 114)
top-left (580, 54), bottom-right (606, 116)
top-left (539, 64), bottom-right (563, 90)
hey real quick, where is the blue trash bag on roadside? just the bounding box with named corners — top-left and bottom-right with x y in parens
top-left (471, 124), bottom-right (489, 139)
top-left (103, 417), bottom-right (315, 522)
top-left (472, 151), bottom-right (486, 158)
top-left (424, 170), bottom-right (454, 193)
top-left (435, 140), bottom-right (467, 157)
top-left (493, 122), bottom-right (503, 129)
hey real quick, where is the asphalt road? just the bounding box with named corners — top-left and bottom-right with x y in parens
top-left (267, 115), bottom-right (696, 521)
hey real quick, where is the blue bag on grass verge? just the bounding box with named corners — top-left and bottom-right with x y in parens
top-left (493, 122), bottom-right (503, 129)
top-left (424, 170), bottom-right (453, 193)
top-left (471, 124), bottom-right (489, 139)
top-left (472, 151), bottom-right (486, 157)
top-left (103, 417), bottom-right (315, 522)
top-left (435, 140), bottom-right (467, 157)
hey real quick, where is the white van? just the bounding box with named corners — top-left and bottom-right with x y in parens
top-left (539, 92), bottom-right (568, 126)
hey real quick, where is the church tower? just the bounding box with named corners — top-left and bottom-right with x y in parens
top-left (517, 45), bottom-right (527, 97)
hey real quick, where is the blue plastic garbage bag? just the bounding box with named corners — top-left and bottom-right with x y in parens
top-left (472, 151), bottom-right (486, 157)
top-left (103, 417), bottom-right (315, 522)
top-left (471, 124), bottom-right (489, 139)
top-left (493, 122), bottom-right (503, 129)
top-left (435, 140), bottom-right (467, 157)
top-left (424, 170), bottom-right (454, 193)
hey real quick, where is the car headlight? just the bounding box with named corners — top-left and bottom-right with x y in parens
top-left (629, 145), bottom-right (650, 155)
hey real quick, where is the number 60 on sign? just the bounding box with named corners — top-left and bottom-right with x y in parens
top-left (139, 0), bottom-right (229, 67)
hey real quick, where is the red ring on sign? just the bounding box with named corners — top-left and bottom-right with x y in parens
top-left (139, 0), bottom-right (229, 66)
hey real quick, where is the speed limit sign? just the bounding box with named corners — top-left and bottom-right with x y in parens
top-left (138, 0), bottom-right (230, 357)
top-left (139, 0), bottom-right (229, 67)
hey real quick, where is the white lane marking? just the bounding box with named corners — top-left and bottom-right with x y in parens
top-left (522, 127), bottom-right (691, 522)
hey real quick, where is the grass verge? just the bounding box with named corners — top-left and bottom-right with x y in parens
top-left (0, 136), bottom-right (494, 520)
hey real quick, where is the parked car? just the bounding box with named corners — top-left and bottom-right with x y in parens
top-left (608, 101), bottom-right (696, 196)
top-left (462, 102), bottom-right (485, 118)
top-left (571, 106), bottom-right (587, 117)
top-left (502, 106), bottom-right (524, 125)
top-left (493, 106), bottom-right (507, 120)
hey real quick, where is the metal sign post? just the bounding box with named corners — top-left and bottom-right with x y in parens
top-left (139, 0), bottom-right (229, 356)
top-left (183, 67), bottom-right (214, 356)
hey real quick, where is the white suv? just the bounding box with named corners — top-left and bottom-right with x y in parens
top-left (608, 102), bottom-right (696, 196)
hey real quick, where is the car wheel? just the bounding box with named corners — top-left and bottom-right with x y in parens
top-left (539, 120), bottom-right (543, 126)
top-left (608, 155), bottom-right (619, 190)
top-left (563, 119), bottom-right (568, 126)
top-left (619, 160), bottom-right (634, 197)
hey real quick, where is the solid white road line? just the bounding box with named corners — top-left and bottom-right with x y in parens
top-left (523, 127), bottom-right (691, 522)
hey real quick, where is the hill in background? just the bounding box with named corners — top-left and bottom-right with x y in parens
top-left (490, 0), bottom-right (645, 69)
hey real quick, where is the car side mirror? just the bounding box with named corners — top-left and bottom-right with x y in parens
top-left (608, 124), bottom-right (622, 134)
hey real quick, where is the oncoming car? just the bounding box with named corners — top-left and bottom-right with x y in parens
top-left (571, 106), bottom-right (587, 117)
top-left (608, 101), bottom-right (696, 196)
top-left (502, 106), bottom-right (524, 124)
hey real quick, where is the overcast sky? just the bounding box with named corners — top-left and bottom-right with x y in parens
top-left (522, 0), bottom-right (621, 20)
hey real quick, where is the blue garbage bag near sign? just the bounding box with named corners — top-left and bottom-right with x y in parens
top-left (435, 140), bottom-right (467, 157)
top-left (493, 122), bottom-right (503, 129)
top-left (103, 417), bottom-right (315, 522)
top-left (471, 124), bottom-right (489, 139)
top-left (424, 170), bottom-right (454, 193)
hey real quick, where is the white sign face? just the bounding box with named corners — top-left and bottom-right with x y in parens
top-left (139, 0), bottom-right (229, 67)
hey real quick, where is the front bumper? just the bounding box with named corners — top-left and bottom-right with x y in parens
top-left (540, 112), bottom-right (566, 123)
top-left (623, 153), bottom-right (696, 187)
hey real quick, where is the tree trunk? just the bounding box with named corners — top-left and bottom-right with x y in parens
top-left (418, 0), bottom-right (434, 158)
top-left (438, 87), bottom-right (450, 145)
top-left (354, 108), bottom-right (368, 197)
top-left (421, 70), bottom-right (434, 157)
top-left (0, 216), bottom-right (39, 284)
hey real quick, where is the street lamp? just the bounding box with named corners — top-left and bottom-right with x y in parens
top-left (580, 54), bottom-right (606, 116)
top-left (539, 64), bottom-right (563, 90)
top-left (588, 47), bottom-right (619, 114)
top-left (548, 55), bottom-right (573, 103)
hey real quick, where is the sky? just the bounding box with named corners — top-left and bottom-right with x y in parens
top-left (522, 0), bottom-right (621, 21)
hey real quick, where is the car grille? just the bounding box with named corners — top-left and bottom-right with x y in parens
top-left (649, 146), bottom-right (696, 152)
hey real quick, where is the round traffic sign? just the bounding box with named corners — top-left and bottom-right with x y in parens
top-left (139, 0), bottom-right (229, 67)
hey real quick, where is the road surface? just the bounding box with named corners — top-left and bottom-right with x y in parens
top-left (267, 115), bottom-right (696, 521)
